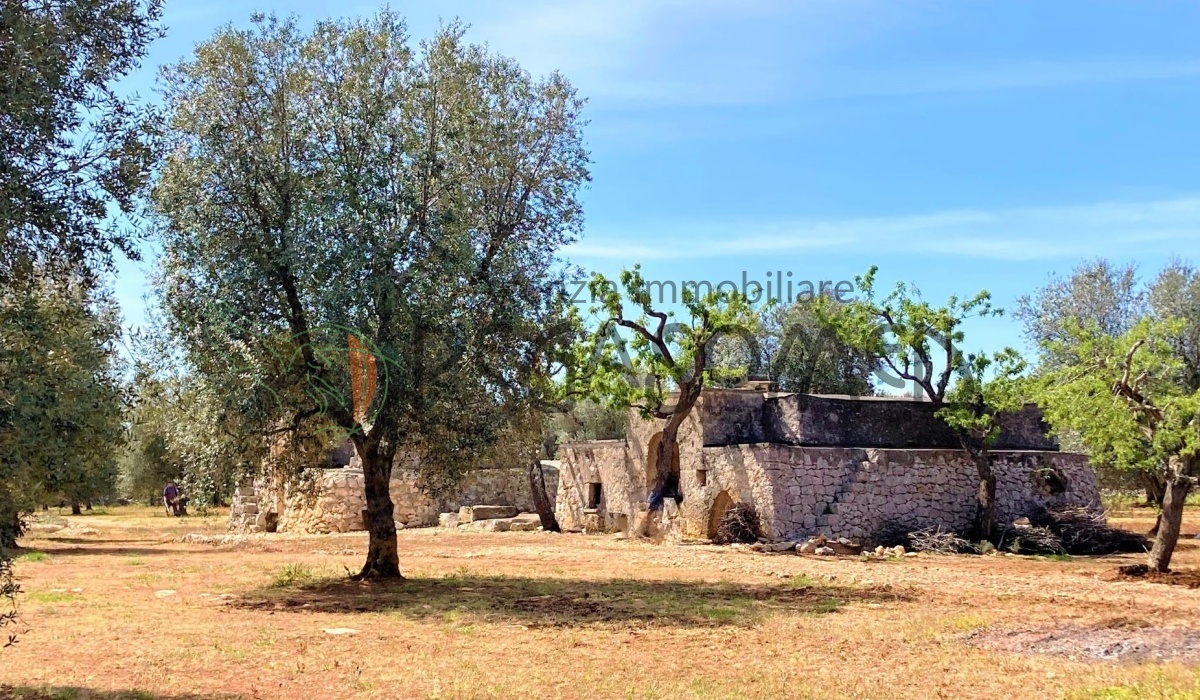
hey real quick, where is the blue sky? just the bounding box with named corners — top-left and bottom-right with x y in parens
top-left (113, 0), bottom-right (1200, 360)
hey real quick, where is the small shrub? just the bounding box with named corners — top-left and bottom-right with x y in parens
top-left (811, 599), bottom-right (842, 614)
top-left (271, 563), bottom-right (318, 588)
top-left (785, 574), bottom-right (820, 589)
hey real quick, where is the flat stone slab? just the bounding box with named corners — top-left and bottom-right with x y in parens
top-left (465, 518), bottom-right (511, 532)
top-left (507, 519), bottom-right (540, 532)
top-left (458, 505), bottom-right (519, 522)
top-left (438, 512), bottom-right (460, 528)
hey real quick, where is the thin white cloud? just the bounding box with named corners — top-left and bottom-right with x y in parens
top-left (467, 0), bottom-right (801, 107)
top-left (567, 195), bottom-right (1200, 262)
top-left (819, 58), bottom-right (1200, 99)
top-left (464, 1), bottom-right (1200, 108)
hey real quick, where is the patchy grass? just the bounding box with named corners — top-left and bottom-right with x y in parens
top-left (269, 563), bottom-right (321, 588)
top-left (947, 614), bottom-right (990, 632)
top-left (1071, 675), bottom-right (1200, 700)
top-left (25, 591), bottom-right (75, 604)
top-left (16, 552), bottom-right (48, 563)
top-left (784, 573), bottom-right (821, 588)
top-left (1033, 553), bottom-right (1074, 562)
top-left (0, 686), bottom-right (239, 699)
top-left (0, 504), bottom-right (1198, 700)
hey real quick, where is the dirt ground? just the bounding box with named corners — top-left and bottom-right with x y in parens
top-left (2, 505), bottom-right (1200, 700)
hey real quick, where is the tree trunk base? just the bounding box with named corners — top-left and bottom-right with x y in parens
top-left (350, 562), bottom-right (404, 581)
top-left (1148, 512), bottom-right (1162, 538)
top-left (1147, 473), bottom-right (1191, 573)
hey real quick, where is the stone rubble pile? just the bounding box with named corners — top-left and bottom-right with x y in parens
top-left (436, 505), bottom-right (544, 532)
top-left (749, 534), bottom-right (865, 556)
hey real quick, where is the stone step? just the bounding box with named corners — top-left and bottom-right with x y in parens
top-left (458, 505), bottom-right (520, 523)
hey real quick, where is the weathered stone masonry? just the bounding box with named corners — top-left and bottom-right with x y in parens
top-left (230, 452), bottom-right (559, 534)
top-left (554, 389), bottom-right (1102, 541)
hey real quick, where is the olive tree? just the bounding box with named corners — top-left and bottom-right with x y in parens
top-left (1, 278), bottom-right (125, 534)
top-left (152, 13), bottom-right (588, 578)
top-left (580, 267), bottom-right (758, 524)
top-left (817, 266), bottom-right (1023, 541)
top-left (711, 296), bottom-right (878, 394)
top-left (1037, 320), bottom-right (1198, 572)
top-left (0, 0), bottom-right (162, 283)
top-left (1018, 258), bottom-right (1200, 527)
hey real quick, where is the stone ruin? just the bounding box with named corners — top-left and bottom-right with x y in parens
top-left (228, 445), bottom-right (558, 534)
top-left (229, 388), bottom-right (1103, 544)
top-left (553, 388), bottom-right (1102, 542)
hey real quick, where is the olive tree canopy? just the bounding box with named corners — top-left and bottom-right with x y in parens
top-left (152, 13), bottom-right (589, 578)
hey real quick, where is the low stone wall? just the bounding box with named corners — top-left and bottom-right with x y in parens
top-left (694, 445), bottom-right (1100, 541)
top-left (555, 442), bottom-right (1102, 541)
top-left (228, 480), bottom-right (272, 532)
top-left (230, 464), bottom-right (559, 534)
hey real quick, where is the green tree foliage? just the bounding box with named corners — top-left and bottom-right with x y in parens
top-left (2, 0), bottom-right (160, 645)
top-left (151, 13), bottom-right (589, 578)
top-left (1147, 260), bottom-right (1200, 393)
top-left (0, 278), bottom-right (125, 537)
top-left (464, 295), bottom-right (588, 532)
top-left (119, 379), bottom-right (182, 505)
top-left (711, 297), bottom-right (878, 394)
top-left (552, 400), bottom-right (628, 443)
top-left (580, 266), bottom-right (758, 520)
top-left (1036, 321), bottom-right (1199, 571)
top-left (0, 0), bottom-right (163, 282)
top-left (1017, 258), bottom-right (1200, 521)
top-left (1015, 259), bottom-right (1145, 368)
top-left (817, 266), bottom-right (1022, 541)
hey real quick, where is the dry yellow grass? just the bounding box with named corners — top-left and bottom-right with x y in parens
top-left (1, 504), bottom-right (1198, 700)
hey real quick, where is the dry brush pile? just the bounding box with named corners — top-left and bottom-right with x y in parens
top-left (878, 507), bottom-right (1148, 556)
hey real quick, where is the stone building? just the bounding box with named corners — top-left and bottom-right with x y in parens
top-left (553, 388), bottom-right (1101, 542)
top-left (229, 446), bottom-right (558, 534)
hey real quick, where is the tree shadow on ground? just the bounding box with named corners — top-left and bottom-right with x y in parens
top-left (235, 573), bottom-right (910, 629)
top-left (0, 686), bottom-right (241, 700)
top-left (17, 546), bottom-right (178, 558)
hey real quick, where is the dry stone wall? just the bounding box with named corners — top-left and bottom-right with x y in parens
top-left (692, 445), bottom-right (1100, 541)
top-left (556, 419), bottom-right (1101, 541)
top-left (229, 464), bottom-right (559, 534)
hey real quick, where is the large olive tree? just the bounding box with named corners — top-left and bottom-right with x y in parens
top-left (152, 13), bottom-right (589, 578)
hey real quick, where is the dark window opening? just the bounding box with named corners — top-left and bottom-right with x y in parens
top-left (696, 469), bottom-right (708, 487)
top-left (1032, 468), bottom-right (1068, 496)
top-left (587, 482), bottom-right (602, 509)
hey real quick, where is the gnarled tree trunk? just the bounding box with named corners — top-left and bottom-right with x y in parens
top-left (70, 502), bottom-right (81, 516)
top-left (354, 443), bottom-right (402, 579)
top-left (1148, 460), bottom-right (1193, 573)
top-left (1140, 470), bottom-right (1167, 536)
top-left (0, 505), bottom-right (20, 552)
top-left (962, 440), bottom-right (997, 542)
top-left (649, 421), bottom-right (684, 510)
top-left (528, 458), bottom-right (560, 532)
